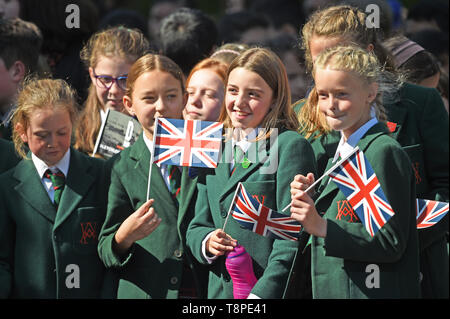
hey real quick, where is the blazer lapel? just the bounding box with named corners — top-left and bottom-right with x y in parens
top-left (315, 123), bottom-right (388, 209)
top-left (219, 139), bottom-right (267, 201)
top-left (13, 158), bottom-right (56, 223)
top-left (177, 167), bottom-right (197, 230)
top-left (54, 149), bottom-right (95, 230)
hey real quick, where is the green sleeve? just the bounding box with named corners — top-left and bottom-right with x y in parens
top-left (323, 142), bottom-right (416, 263)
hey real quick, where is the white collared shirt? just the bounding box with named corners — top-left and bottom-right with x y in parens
top-left (32, 148), bottom-right (71, 203)
top-left (230, 128), bottom-right (257, 171)
top-left (332, 117), bottom-right (378, 163)
top-left (143, 133), bottom-right (173, 191)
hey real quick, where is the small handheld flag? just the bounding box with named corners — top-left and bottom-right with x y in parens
top-left (153, 118), bottom-right (223, 168)
top-left (230, 183), bottom-right (302, 241)
top-left (416, 199), bottom-right (449, 229)
top-left (281, 146), bottom-right (360, 213)
top-left (329, 148), bottom-right (395, 237)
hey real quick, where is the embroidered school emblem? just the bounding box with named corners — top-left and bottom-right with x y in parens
top-left (80, 222), bottom-right (98, 244)
top-left (336, 200), bottom-right (359, 222)
top-left (252, 194), bottom-right (266, 206)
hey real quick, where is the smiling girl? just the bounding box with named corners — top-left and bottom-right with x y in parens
top-left (289, 46), bottom-right (420, 298)
top-left (98, 54), bottom-right (209, 299)
top-left (186, 47), bottom-right (317, 299)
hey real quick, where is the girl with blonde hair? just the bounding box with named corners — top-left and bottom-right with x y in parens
top-left (293, 5), bottom-right (449, 298)
top-left (0, 78), bottom-right (112, 298)
top-left (290, 45), bottom-right (420, 298)
top-left (186, 47), bottom-right (316, 298)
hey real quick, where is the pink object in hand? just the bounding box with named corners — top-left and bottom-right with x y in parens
top-left (225, 244), bottom-right (257, 299)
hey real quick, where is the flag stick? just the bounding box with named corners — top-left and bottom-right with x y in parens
top-left (146, 117), bottom-right (158, 201)
top-left (222, 182), bottom-right (242, 233)
top-left (281, 146), bottom-right (360, 213)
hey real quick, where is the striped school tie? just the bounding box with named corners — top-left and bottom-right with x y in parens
top-left (44, 169), bottom-right (65, 208)
top-left (167, 165), bottom-right (182, 206)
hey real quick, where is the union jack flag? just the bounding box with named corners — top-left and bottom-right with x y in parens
top-left (416, 199), bottom-right (449, 229)
top-left (153, 118), bottom-right (223, 168)
top-left (329, 149), bottom-right (395, 237)
top-left (230, 183), bottom-right (302, 241)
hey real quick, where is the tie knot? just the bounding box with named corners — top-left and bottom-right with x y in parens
top-left (45, 169), bottom-right (65, 188)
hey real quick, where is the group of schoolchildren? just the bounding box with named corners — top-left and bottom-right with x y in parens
top-left (0, 5), bottom-right (448, 299)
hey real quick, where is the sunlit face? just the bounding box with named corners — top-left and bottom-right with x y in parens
top-left (89, 55), bottom-right (132, 113)
top-left (124, 70), bottom-right (186, 140)
top-left (225, 67), bottom-right (273, 132)
top-left (184, 69), bottom-right (225, 121)
top-left (18, 107), bottom-right (72, 166)
top-left (315, 67), bottom-right (378, 140)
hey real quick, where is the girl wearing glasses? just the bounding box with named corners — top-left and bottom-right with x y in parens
top-left (74, 27), bottom-right (150, 157)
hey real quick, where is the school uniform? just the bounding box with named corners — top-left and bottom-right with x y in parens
top-left (186, 128), bottom-right (317, 299)
top-left (0, 148), bottom-right (111, 298)
top-left (310, 121), bottom-right (420, 298)
top-left (294, 82), bottom-right (449, 298)
top-left (97, 133), bottom-right (209, 299)
top-left (0, 138), bottom-right (20, 174)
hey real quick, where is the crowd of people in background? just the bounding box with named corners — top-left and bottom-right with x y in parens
top-left (0, 0), bottom-right (448, 300)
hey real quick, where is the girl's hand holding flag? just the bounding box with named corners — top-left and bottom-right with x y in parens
top-left (205, 229), bottom-right (237, 257)
top-left (289, 172), bottom-right (325, 236)
top-left (290, 188), bottom-right (327, 238)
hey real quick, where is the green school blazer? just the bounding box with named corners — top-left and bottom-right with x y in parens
top-left (311, 123), bottom-right (421, 298)
top-left (294, 83), bottom-right (449, 298)
top-left (0, 139), bottom-right (20, 174)
top-left (97, 135), bottom-right (209, 299)
top-left (186, 129), bottom-right (317, 299)
top-left (0, 148), bottom-right (111, 298)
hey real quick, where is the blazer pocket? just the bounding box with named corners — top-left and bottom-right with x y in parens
top-left (72, 207), bottom-right (103, 254)
top-left (402, 143), bottom-right (428, 194)
top-left (241, 180), bottom-right (276, 210)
